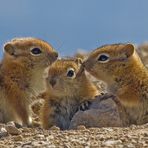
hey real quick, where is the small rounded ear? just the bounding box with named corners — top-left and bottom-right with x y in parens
top-left (75, 58), bottom-right (85, 77)
top-left (123, 43), bottom-right (135, 58)
top-left (75, 58), bottom-right (83, 65)
top-left (76, 63), bottom-right (85, 77)
top-left (4, 43), bottom-right (15, 56)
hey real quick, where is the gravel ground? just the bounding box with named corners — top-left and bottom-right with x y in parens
top-left (0, 46), bottom-right (147, 148)
top-left (0, 123), bottom-right (147, 148)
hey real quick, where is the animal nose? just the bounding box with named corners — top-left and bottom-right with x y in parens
top-left (49, 79), bottom-right (56, 87)
top-left (53, 51), bottom-right (58, 59)
top-left (82, 61), bottom-right (86, 68)
top-left (48, 51), bottom-right (58, 63)
top-left (82, 59), bottom-right (92, 71)
top-left (52, 52), bottom-right (58, 61)
top-left (82, 60), bottom-right (89, 69)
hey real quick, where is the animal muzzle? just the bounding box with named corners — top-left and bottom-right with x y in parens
top-left (48, 51), bottom-right (58, 63)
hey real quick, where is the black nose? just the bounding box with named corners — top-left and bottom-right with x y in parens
top-left (49, 79), bottom-right (56, 87)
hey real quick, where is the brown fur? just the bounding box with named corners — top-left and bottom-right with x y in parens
top-left (0, 37), bottom-right (58, 126)
top-left (84, 43), bottom-right (148, 125)
top-left (40, 58), bottom-right (99, 130)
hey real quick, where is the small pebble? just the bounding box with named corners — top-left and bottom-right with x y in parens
top-left (6, 121), bottom-right (22, 128)
top-left (21, 127), bottom-right (31, 132)
top-left (50, 126), bottom-right (60, 131)
top-left (6, 121), bottom-right (16, 127)
top-left (77, 125), bottom-right (86, 130)
top-left (0, 127), bottom-right (8, 138)
top-left (5, 125), bottom-right (21, 135)
top-left (102, 140), bottom-right (122, 146)
top-left (13, 135), bottom-right (23, 141)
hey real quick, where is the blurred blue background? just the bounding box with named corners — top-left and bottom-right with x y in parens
top-left (0, 0), bottom-right (148, 57)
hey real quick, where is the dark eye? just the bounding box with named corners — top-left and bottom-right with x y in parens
top-left (67, 68), bottom-right (75, 78)
top-left (98, 54), bottom-right (109, 63)
top-left (31, 48), bottom-right (42, 55)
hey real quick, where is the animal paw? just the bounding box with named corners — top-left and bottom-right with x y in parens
top-left (95, 93), bottom-right (115, 102)
top-left (79, 101), bottom-right (92, 111)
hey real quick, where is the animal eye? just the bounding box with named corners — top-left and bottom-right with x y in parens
top-left (31, 48), bottom-right (42, 55)
top-left (67, 68), bottom-right (75, 78)
top-left (98, 54), bottom-right (109, 63)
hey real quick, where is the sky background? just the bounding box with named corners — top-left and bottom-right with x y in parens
top-left (0, 0), bottom-right (148, 57)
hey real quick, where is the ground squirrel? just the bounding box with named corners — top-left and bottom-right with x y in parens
top-left (40, 58), bottom-right (99, 130)
top-left (0, 37), bottom-right (58, 126)
top-left (84, 43), bottom-right (148, 125)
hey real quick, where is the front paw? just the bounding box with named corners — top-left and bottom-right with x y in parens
top-left (79, 101), bottom-right (92, 111)
top-left (95, 93), bottom-right (115, 102)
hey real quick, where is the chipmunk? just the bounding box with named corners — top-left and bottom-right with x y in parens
top-left (0, 37), bottom-right (58, 126)
top-left (84, 43), bottom-right (148, 125)
top-left (40, 58), bottom-right (99, 130)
